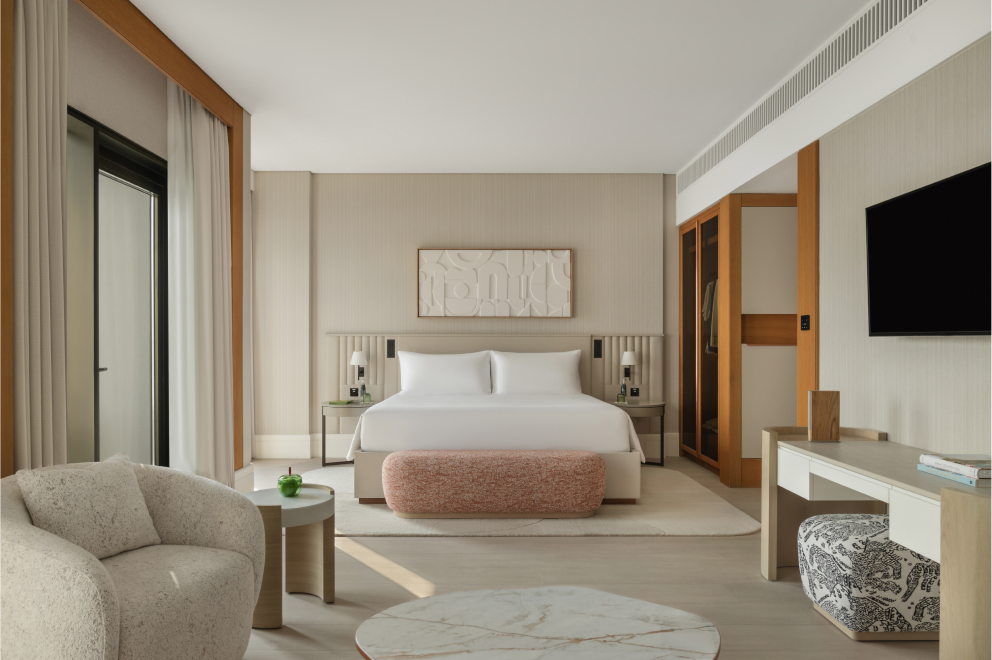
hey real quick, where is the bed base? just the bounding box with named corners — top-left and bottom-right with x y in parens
top-left (353, 450), bottom-right (642, 503)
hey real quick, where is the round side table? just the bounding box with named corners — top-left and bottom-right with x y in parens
top-left (611, 400), bottom-right (666, 466)
top-left (322, 402), bottom-right (377, 466)
top-left (244, 484), bottom-right (335, 629)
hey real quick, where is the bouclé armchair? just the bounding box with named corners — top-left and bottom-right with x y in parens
top-left (1, 461), bottom-right (265, 660)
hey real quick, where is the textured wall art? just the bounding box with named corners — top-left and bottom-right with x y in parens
top-left (418, 249), bottom-right (572, 317)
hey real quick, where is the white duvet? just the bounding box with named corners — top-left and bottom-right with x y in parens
top-left (346, 393), bottom-right (645, 461)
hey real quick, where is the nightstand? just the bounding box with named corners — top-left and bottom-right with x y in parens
top-left (610, 400), bottom-right (665, 466)
top-left (321, 402), bottom-right (376, 466)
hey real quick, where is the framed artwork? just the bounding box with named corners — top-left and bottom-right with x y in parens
top-left (418, 249), bottom-right (572, 318)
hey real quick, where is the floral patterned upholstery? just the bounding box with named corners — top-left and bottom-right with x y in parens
top-left (798, 513), bottom-right (940, 634)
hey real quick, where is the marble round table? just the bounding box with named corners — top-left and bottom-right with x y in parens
top-left (354, 585), bottom-right (721, 659)
top-left (244, 485), bottom-right (335, 629)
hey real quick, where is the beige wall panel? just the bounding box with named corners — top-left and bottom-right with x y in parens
top-left (308, 174), bottom-right (665, 433)
top-left (819, 36), bottom-right (991, 454)
top-left (253, 172), bottom-right (311, 436)
top-left (67, 0), bottom-right (167, 158)
top-left (242, 111), bottom-right (254, 463)
top-left (663, 174), bottom-right (678, 436)
top-left (742, 345), bottom-right (797, 458)
top-left (741, 206), bottom-right (797, 314)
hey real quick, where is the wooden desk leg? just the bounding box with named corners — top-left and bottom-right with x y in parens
top-left (252, 505), bottom-right (283, 629)
top-left (941, 488), bottom-right (991, 660)
top-left (286, 514), bottom-right (335, 603)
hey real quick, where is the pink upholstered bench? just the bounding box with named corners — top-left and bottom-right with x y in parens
top-left (381, 450), bottom-right (607, 519)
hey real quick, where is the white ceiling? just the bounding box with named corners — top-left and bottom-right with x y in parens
top-left (131, 0), bottom-right (869, 173)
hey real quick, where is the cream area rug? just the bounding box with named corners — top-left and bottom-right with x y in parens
top-left (300, 466), bottom-right (761, 537)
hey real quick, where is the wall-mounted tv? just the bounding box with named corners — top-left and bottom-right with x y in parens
top-left (866, 162), bottom-right (990, 337)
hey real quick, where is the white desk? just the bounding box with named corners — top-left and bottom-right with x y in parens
top-left (761, 426), bottom-right (991, 659)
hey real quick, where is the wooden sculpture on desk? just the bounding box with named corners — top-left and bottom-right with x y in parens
top-left (808, 391), bottom-right (840, 441)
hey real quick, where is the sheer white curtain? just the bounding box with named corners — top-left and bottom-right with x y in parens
top-left (12, 0), bottom-right (68, 470)
top-left (167, 81), bottom-right (234, 486)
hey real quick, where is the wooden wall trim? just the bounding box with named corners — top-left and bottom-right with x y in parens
top-left (1, 0), bottom-right (245, 475)
top-left (741, 193), bottom-right (797, 207)
top-left (741, 458), bottom-right (761, 488)
top-left (742, 314), bottom-right (798, 346)
top-left (1, 0), bottom-right (13, 478)
top-left (797, 141), bottom-right (820, 424)
top-left (73, 0), bottom-right (240, 127)
top-left (718, 194), bottom-right (742, 487)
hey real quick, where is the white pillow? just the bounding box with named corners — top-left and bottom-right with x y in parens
top-left (398, 351), bottom-right (492, 395)
top-left (16, 453), bottom-right (161, 559)
top-left (491, 350), bottom-right (582, 395)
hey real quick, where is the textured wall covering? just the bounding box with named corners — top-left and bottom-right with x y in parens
top-left (308, 174), bottom-right (664, 436)
top-left (250, 174), bottom-right (664, 452)
top-left (819, 36), bottom-right (990, 453)
top-left (252, 172), bottom-right (312, 450)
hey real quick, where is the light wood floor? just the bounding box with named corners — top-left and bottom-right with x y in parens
top-left (247, 457), bottom-right (938, 660)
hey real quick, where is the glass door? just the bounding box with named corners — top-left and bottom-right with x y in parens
top-left (679, 226), bottom-right (697, 456)
top-left (698, 215), bottom-right (719, 466)
top-left (97, 173), bottom-right (156, 464)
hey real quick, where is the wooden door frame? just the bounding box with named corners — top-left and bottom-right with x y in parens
top-left (717, 194), bottom-right (742, 487)
top-left (678, 201), bottom-right (724, 476)
top-left (679, 192), bottom-right (802, 488)
top-left (1, 0), bottom-right (245, 476)
top-left (796, 141), bottom-right (820, 423)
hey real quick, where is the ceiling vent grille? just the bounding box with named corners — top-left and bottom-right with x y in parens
top-left (677, 0), bottom-right (929, 194)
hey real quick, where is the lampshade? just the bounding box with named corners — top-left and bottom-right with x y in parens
top-left (620, 351), bottom-right (637, 366)
top-left (350, 351), bottom-right (368, 367)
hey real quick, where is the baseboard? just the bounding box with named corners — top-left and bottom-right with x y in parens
top-left (310, 433), bottom-right (353, 459)
top-left (741, 458), bottom-right (762, 488)
top-left (233, 464), bottom-right (254, 493)
top-left (253, 435), bottom-right (311, 459)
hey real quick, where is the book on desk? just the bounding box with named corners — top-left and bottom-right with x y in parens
top-left (918, 453), bottom-right (990, 488)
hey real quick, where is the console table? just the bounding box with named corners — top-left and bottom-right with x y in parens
top-left (762, 426), bottom-right (991, 659)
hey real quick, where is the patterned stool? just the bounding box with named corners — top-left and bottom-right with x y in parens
top-left (798, 513), bottom-right (940, 641)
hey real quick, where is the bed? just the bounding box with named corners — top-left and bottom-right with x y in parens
top-left (345, 347), bottom-right (649, 503)
top-left (347, 393), bottom-right (645, 458)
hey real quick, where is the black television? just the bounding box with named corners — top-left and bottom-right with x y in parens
top-left (866, 162), bottom-right (991, 337)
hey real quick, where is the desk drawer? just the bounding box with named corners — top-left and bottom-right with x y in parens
top-left (777, 447), bottom-right (810, 499)
top-left (889, 487), bottom-right (940, 562)
top-left (809, 461), bottom-right (890, 503)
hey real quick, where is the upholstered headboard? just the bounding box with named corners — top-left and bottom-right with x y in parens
top-left (322, 333), bottom-right (663, 433)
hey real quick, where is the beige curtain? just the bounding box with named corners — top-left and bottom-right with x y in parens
top-left (167, 81), bottom-right (234, 486)
top-left (12, 0), bottom-right (68, 470)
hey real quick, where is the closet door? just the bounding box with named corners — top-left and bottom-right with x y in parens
top-left (679, 225), bottom-right (697, 456)
top-left (697, 216), bottom-right (720, 467)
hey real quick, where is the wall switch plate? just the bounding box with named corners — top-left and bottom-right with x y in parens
top-left (630, 388), bottom-right (640, 397)
top-left (801, 315), bottom-right (810, 331)
top-left (350, 388), bottom-right (359, 397)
